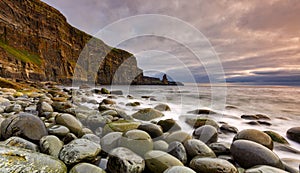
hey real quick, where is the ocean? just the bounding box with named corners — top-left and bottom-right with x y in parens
top-left (78, 83), bottom-right (300, 169)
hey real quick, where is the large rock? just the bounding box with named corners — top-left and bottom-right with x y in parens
top-left (157, 119), bottom-right (181, 132)
top-left (230, 140), bottom-right (284, 169)
top-left (59, 139), bottom-right (101, 165)
top-left (193, 125), bottom-right (218, 144)
top-left (40, 135), bottom-right (64, 158)
top-left (233, 129), bottom-right (273, 150)
top-left (154, 104), bottom-right (171, 111)
top-left (70, 163), bottom-right (106, 173)
top-left (0, 144), bottom-right (67, 172)
top-left (119, 129), bottom-right (153, 156)
top-left (154, 140), bottom-right (169, 152)
top-left (107, 147), bottom-right (145, 173)
top-left (3, 136), bottom-right (39, 151)
top-left (144, 150), bottom-right (184, 173)
top-left (4, 104), bottom-right (22, 113)
top-left (37, 101), bottom-right (54, 115)
top-left (245, 165), bottom-right (289, 173)
top-left (189, 157), bottom-right (238, 173)
top-left (132, 108), bottom-right (164, 121)
top-left (286, 127), bottom-right (300, 143)
top-left (209, 142), bottom-right (231, 156)
top-left (264, 131), bottom-right (289, 144)
top-left (1, 113), bottom-right (47, 142)
top-left (55, 113), bottom-right (83, 136)
top-left (138, 123), bottom-right (163, 138)
top-left (183, 139), bottom-right (216, 159)
top-left (185, 117), bottom-right (219, 129)
top-left (100, 132), bottom-right (122, 153)
top-left (81, 134), bottom-right (101, 144)
top-left (164, 166), bottom-right (196, 173)
top-left (102, 120), bottom-right (140, 135)
top-left (48, 125), bottom-right (70, 138)
top-left (165, 131), bottom-right (192, 144)
top-left (167, 141), bottom-right (187, 164)
top-left (187, 109), bottom-right (217, 114)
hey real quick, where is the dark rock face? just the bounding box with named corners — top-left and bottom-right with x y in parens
top-left (0, 0), bottom-right (142, 85)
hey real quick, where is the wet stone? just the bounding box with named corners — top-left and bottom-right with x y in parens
top-left (145, 150), bottom-right (184, 173)
top-left (167, 141), bottom-right (188, 165)
top-left (70, 163), bottom-right (106, 173)
top-left (59, 139), bottom-right (101, 165)
top-left (107, 147), bottom-right (145, 173)
top-left (48, 125), bottom-right (70, 138)
top-left (1, 112), bottom-right (48, 142)
top-left (40, 135), bottom-right (64, 158)
top-left (3, 136), bottom-right (39, 151)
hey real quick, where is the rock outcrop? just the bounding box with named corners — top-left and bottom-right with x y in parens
top-left (0, 0), bottom-right (144, 85)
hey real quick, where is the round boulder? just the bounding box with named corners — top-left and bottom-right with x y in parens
top-left (185, 117), bottom-right (219, 129)
top-left (230, 140), bottom-right (283, 169)
top-left (164, 166), bottom-right (196, 173)
top-left (81, 134), bottom-right (101, 144)
top-left (167, 141), bottom-right (187, 164)
top-left (245, 165), bottom-right (288, 173)
top-left (183, 139), bottom-right (216, 159)
top-left (190, 157), bottom-right (238, 173)
top-left (264, 131), bottom-right (289, 144)
top-left (209, 142), bottom-right (231, 156)
top-left (286, 127), bottom-right (300, 143)
top-left (119, 129), bottom-right (153, 156)
top-left (154, 140), bottom-right (169, 152)
top-left (144, 150), bottom-right (184, 173)
top-left (40, 135), bottom-right (64, 158)
top-left (233, 129), bottom-right (273, 150)
top-left (100, 132), bottom-right (122, 153)
top-left (3, 136), bottom-right (39, 151)
top-left (0, 145), bottom-right (67, 172)
top-left (165, 131), bottom-right (192, 144)
top-left (107, 147), bottom-right (145, 173)
top-left (1, 113), bottom-right (47, 142)
top-left (48, 125), bottom-right (70, 138)
top-left (138, 123), bottom-right (163, 138)
top-left (154, 104), bottom-right (171, 111)
top-left (132, 108), bottom-right (164, 121)
top-left (55, 113), bottom-right (83, 136)
top-left (59, 139), bottom-right (101, 165)
top-left (193, 125), bottom-right (218, 144)
top-left (70, 163), bottom-right (106, 173)
top-left (157, 119), bottom-right (181, 132)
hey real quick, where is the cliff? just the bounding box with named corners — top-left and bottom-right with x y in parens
top-left (0, 0), bottom-right (144, 85)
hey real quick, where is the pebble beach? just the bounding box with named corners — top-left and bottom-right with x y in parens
top-left (0, 83), bottom-right (299, 173)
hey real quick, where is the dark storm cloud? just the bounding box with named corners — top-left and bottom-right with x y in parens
top-left (41, 0), bottom-right (300, 85)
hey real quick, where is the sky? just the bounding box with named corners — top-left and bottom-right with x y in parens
top-left (41, 0), bottom-right (300, 86)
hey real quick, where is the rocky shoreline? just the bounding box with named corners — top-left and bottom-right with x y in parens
top-left (0, 84), bottom-right (299, 173)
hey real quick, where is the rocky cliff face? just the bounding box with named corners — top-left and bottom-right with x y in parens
top-left (0, 0), bottom-right (143, 85)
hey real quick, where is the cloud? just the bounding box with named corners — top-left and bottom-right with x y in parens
top-left (41, 0), bottom-right (300, 85)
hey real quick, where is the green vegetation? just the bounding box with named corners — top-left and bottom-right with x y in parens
top-left (0, 40), bottom-right (42, 65)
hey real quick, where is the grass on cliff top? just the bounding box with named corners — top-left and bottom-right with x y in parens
top-left (0, 40), bottom-right (42, 66)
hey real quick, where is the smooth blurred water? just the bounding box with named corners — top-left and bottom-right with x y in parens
top-left (83, 83), bottom-right (300, 168)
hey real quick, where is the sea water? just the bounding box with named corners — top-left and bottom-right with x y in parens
top-left (77, 83), bottom-right (300, 169)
